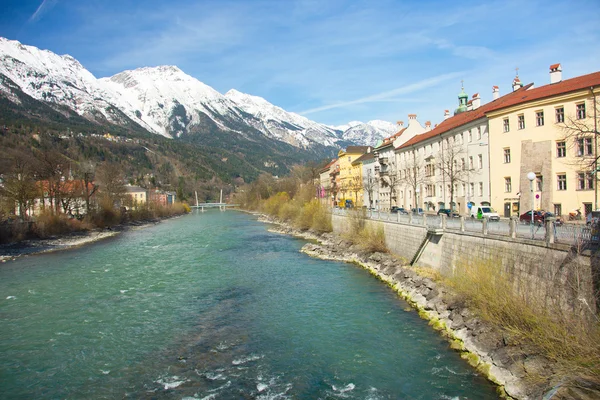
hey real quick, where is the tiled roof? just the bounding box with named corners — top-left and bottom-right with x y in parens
top-left (396, 83), bottom-right (534, 151)
top-left (485, 70), bottom-right (600, 113)
top-left (319, 159), bottom-right (337, 172)
top-left (345, 145), bottom-right (371, 154)
top-left (352, 152), bottom-right (375, 165)
top-left (377, 127), bottom-right (407, 149)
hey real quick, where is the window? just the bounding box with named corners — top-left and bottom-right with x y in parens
top-left (477, 127), bottom-right (482, 140)
top-left (461, 158), bottom-right (466, 170)
top-left (518, 114), bottom-right (525, 129)
top-left (536, 175), bottom-right (543, 192)
top-left (479, 182), bottom-right (483, 196)
top-left (577, 103), bottom-right (586, 119)
top-left (470, 183), bottom-right (474, 197)
top-left (503, 148), bottom-right (511, 163)
top-left (478, 154), bottom-right (483, 169)
top-left (577, 172), bottom-right (594, 190)
top-left (554, 204), bottom-right (562, 217)
top-left (503, 118), bottom-right (510, 132)
top-left (468, 131), bottom-right (472, 142)
top-left (505, 177), bottom-right (512, 192)
top-left (348, 156), bottom-right (351, 162)
top-left (557, 174), bottom-right (567, 191)
top-left (536, 111), bottom-right (544, 126)
top-left (556, 141), bottom-right (566, 157)
top-left (469, 156), bottom-right (474, 170)
top-left (462, 183), bottom-right (466, 196)
top-left (577, 137), bottom-right (593, 156)
top-left (555, 107), bottom-right (564, 123)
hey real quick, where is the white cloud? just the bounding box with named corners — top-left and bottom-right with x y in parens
top-left (298, 72), bottom-right (464, 115)
top-left (29, 0), bottom-right (58, 23)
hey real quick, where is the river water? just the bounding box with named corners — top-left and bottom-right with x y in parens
top-left (0, 211), bottom-right (498, 399)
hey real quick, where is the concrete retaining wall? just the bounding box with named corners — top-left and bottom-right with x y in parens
top-left (332, 214), bottom-right (597, 317)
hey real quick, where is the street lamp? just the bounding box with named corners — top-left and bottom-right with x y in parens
top-left (527, 171), bottom-right (536, 238)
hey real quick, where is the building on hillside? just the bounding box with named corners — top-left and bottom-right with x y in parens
top-left (337, 146), bottom-right (372, 207)
top-left (374, 115), bottom-right (427, 211)
top-left (394, 83), bottom-right (531, 214)
top-left (486, 65), bottom-right (600, 219)
top-left (27, 180), bottom-right (96, 217)
top-left (125, 185), bottom-right (147, 208)
top-left (318, 159), bottom-right (336, 206)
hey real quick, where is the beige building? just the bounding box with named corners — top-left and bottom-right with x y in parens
top-left (487, 65), bottom-right (600, 218)
top-left (393, 84), bottom-right (527, 214)
top-left (374, 115), bottom-right (427, 211)
top-left (337, 146), bottom-right (372, 207)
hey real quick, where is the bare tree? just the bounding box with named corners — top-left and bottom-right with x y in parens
top-left (0, 150), bottom-right (39, 220)
top-left (399, 152), bottom-right (426, 210)
top-left (349, 175), bottom-right (363, 206)
top-left (36, 150), bottom-right (69, 214)
top-left (362, 171), bottom-right (378, 209)
top-left (75, 161), bottom-right (99, 215)
top-left (559, 96), bottom-right (600, 173)
top-left (438, 141), bottom-right (471, 211)
top-left (96, 162), bottom-right (126, 207)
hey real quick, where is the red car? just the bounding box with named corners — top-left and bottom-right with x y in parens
top-left (519, 210), bottom-right (562, 225)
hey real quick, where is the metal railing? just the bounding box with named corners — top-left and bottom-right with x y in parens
top-left (333, 208), bottom-right (593, 246)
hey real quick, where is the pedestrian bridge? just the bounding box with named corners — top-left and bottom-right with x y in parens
top-left (191, 203), bottom-right (239, 210)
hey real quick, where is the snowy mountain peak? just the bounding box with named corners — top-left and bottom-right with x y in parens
top-left (0, 37), bottom-right (396, 149)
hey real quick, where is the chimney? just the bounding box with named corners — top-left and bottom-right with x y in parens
top-left (512, 76), bottom-right (522, 92)
top-left (467, 100), bottom-right (473, 111)
top-left (444, 110), bottom-right (450, 120)
top-left (550, 63), bottom-right (562, 84)
top-left (492, 85), bottom-right (499, 100)
top-left (472, 92), bottom-right (481, 109)
top-left (397, 120), bottom-right (404, 127)
top-left (408, 114), bottom-right (417, 121)
top-left (425, 121), bottom-right (431, 131)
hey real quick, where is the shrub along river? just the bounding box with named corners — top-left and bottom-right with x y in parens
top-left (0, 210), bottom-right (499, 399)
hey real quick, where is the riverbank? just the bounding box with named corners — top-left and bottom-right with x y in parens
top-left (0, 217), bottom-right (176, 262)
top-left (258, 213), bottom-right (599, 400)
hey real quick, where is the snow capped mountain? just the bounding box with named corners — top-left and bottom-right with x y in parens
top-left (100, 66), bottom-right (248, 138)
top-left (225, 89), bottom-right (340, 147)
top-left (0, 37), bottom-right (147, 129)
top-left (331, 120), bottom-right (399, 146)
top-left (330, 121), bottom-right (362, 132)
top-left (0, 37), bottom-right (397, 150)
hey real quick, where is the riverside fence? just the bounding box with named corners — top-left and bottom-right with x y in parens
top-left (332, 208), bottom-right (595, 247)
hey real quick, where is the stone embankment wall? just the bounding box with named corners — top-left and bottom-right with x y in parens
top-left (332, 214), bottom-right (597, 317)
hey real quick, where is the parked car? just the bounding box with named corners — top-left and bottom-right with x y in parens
top-left (470, 206), bottom-right (500, 221)
top-left (437, 208), bottom-right (460, 218)
top-left (519, 210), bottom-right (562, 225)
top-left (519, 210), bottom-right (544, 225)
top-left (411, 208), bottom-right (424, 215)
top-left (391, 206), bottom-right (408, 214)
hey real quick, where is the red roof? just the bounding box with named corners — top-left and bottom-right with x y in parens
top-left (550, 63), bottom-right (561, 70)
top-left (486, 70), bottom-right (600, 113)
top-left (396, 83), bottom-right (534, 151)
top-left (378, 127), bottom-right (407, 147)
top-left (319, 159), bottom-right (337, 172)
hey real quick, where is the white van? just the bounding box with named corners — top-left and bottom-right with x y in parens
top-left (470, 206), bottom-right (500, 221)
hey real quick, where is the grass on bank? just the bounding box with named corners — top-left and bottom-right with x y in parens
top-left (344, 208), bottom-right (387, 253)
top-left (2, 201), bottom-right (191, 241)
top-left (445, 258), bottom-right (600, 384)
top-left (259, 186), bottom-right (333, 233)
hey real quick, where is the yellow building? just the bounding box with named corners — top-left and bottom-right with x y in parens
top-left (487, 65), bottom-right (600, 219)
top-left (337, 146), bottom-right (372, 207)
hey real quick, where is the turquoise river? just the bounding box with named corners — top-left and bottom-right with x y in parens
top-left (0, 210), bottom-right (499, 399)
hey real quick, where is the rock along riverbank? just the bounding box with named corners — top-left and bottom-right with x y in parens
top-left (259, 214), bottom-right (599, 400)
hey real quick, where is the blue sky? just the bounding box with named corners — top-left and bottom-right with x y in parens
top-left (1, 0), bottom-right (599, 127)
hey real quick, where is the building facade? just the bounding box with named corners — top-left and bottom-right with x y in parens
top-left (487, 66), bottom-right (600, 218)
